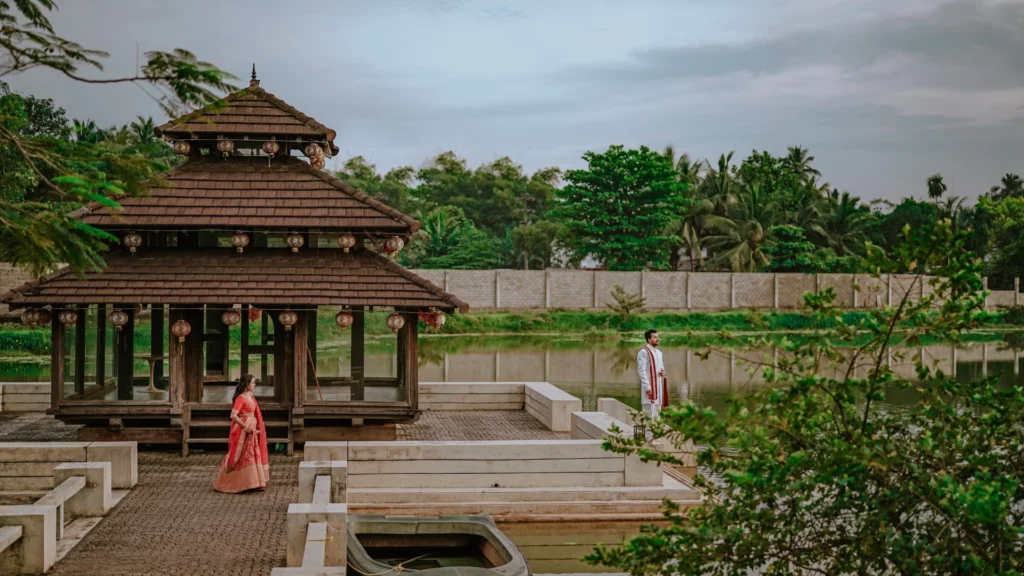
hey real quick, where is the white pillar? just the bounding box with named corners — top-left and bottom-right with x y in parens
top-left (494, 352), bottom-right (500, 381)
top-left (592, 271), bottom-right (598, 308)
top-left (983, 344), bottom-right (988, 377)
top-left (1016, 277), bottom-right (1020, 307)
top-left (544, 270), bottom-right (551, 309)
top-left (887, 275), bottom-right (892, 306)
top-left (983, 277), bottom-right (989, 309)
top-left (773, 273), bottom-right (779, 309)
top-left (495, 271), bottom-right (501, 308)
top-left (686, 272), bottom-right (693, 309)
top-left (730, 273), bottom-right (736, 309)
top-left (852, 275), bottom-right (858, 308)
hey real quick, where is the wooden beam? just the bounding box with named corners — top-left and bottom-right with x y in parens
top-left (352, 306), bottom-right (365, 401)
top-left (151, 304), bottom-right (165, 384)
top-left (96, 304), bottom-right (106, 392)
top-left (50, 313), bottom-right (65, 411)
top-left (116, 308), bottom-right (135, 401)
top-left (74, 305), bottom-right (86, 396)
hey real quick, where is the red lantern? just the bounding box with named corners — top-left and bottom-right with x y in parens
top-left (123, 232), bottom-right (142, 254)
top-left (109, 310), bottom-right (129, 332)
top-left (221, 309), bottom-right (241, 327)
top-left (337, 233), bottom-right (356, 252)
top-left (231, 232), bottom-right (250, 254)
top-left (286, 233), bottom-right (305, 253)
top-left (334, 311), bottom-right (354, 329)
top-left (248, 306), bottom-right (261, 321)
top-left (20, 308), bottom-right (39, 326)
top-left (386, 312), bottom-right (406, 333)
top-left (430, 312), bottom-right (447, 330)
top-left (58, 310), bottom-right (78, 326)
top-left (171, 319), bottom-right (191, 343)
top-left (279, 310), bottom-right (298, 332)
top-left (384, 236), bottom-right (405, 257)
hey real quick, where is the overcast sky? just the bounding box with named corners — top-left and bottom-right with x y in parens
top-left (10, 0), bottom-right (1024, 201)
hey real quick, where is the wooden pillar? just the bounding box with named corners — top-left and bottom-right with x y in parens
top-left (50, 313), bottom-right (65, 411)
top-left (401, 315), bottom-right (418, 408)
top-left (96, 304), bottom-right (106, 389)
top-left (240, 307), bottom-right (249, 377)
top-left (351, 306), bottom-right (365, 401)
top-left (151, 304), bottom-right (165, 386)
top-left (74, 305), bottom-right (86, 396)
top-left (260, 311), bottom-right (270, 385)
top-left (183, 308), bottom-right (204, 403)
top-left (291, 311), bottom-right (308, 408)
top-left (116, 308), bottom-right (135, 401)
top-left (308, 307), bottom-right (318, 385)
top-left (168, 307), bottom-right (185, 409)
top-left (278, 311), bottom-right (295, 406)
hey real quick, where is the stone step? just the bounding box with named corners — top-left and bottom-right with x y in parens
top-left (185, 437), bottom-right (291, 444)
top-left (188, 420), bottom-right (289, 428)
top-left (349, 500), bottom-right (669, 516)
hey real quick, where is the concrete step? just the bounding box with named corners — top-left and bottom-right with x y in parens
top-left (185, 437), bottom-right (291, 444)
top-left (189, 420), bottom-right (289, 428)
top-left (349, 500), bottom-right (671, 516)
top-left (349, 485), bottom-right (698, 504)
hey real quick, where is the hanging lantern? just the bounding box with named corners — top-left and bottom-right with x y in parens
top-left (217, 137), bottom-right (235, 157)
top-left (221, 309), bottom-right (241, 327)
top-left (384, 236), bottom-right (405, 257)
top-left (109, 309), bottom-right (129, 332)
top-left (20, 308), bottom-right (40, 326)
top-left (58, 309), bottom-right (78, 326)
top-left (386, 312), bottom-right (406, 333)
top-left (173, 140), bottom-right (191, 156)
top-left (36, 309), bottom-right (51, 326)
top-left (430, 312), bottom-right (447, 330)
top-left (261, 137), bottom-right (280, 158)
top-left (231, 231), bottom-right (250, 254)
top-left (279, 310), bottom-right (298, 332)
top-left (286, 233), bottom-right (305, 253)
top-left (303, 143), bottom-right (322, 158)
top-left (123, 232), bottom-right (143, 254)
top-left (310, 155), bottom-right (325, 170)
top-left (334, 311), bottom-right (354, 329)
top-left (336, 233), bottom-right (356, 252)
top-left (248, 306), bottom-right (261, 321)
top-left (171, 319), bottom-right (191, 343)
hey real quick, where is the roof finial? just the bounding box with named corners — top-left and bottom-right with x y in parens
top-left (250, 63), bottom-right (259, 87)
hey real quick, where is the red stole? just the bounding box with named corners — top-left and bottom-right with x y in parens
top-left (643, 346), bottom-right (669, 408)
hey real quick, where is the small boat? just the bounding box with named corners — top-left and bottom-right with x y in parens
top-left (346, 514), bottom-right (531, 576)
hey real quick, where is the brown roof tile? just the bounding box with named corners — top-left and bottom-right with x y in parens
top-left (1, 248), bottom-right (467, 313)
top-left (75, 156), bottom-right (420, 233)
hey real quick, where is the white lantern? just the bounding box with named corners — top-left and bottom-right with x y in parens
top-left (173, 140), bottom-right (191, 156)
top-left (334, 311), bottom-right (354, 329)
top-left (261, 137), bottom-right (280, 157)
top-left (386, 312), bottom-right (406, 333)
top-left (286, 233), bottom-right (305, 253)
top-left (384, 236), bottom-right (405, 257)
top-left (123, 232), bottom-right (143, 254)
top-left (279, 310), bottom-right (298, 332)
top-left (217, 138), bottom-right (234, 157)
top-left (58, 309), bottom-right (78, 326)
top-left (221, 309), bottom-right (241, 327)
top-left (109, 310), bottom-right (129, 332)
top-left (231, 231), bottom-right (250, 254)
top-left (20, 308), bottom-right (40, 326)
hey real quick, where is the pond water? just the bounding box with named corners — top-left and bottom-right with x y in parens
top-left (3, 334), bottom-right (1023, 412)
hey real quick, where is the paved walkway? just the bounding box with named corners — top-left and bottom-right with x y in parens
top-left (0, 410), bottom-right (566, 575)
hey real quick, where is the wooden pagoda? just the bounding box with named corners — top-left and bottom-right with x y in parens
top-left (0, 70), bottom-right (468, 453)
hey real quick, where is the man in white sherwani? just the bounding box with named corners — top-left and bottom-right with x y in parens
top-left (636, 328), bottom-right (668, 442)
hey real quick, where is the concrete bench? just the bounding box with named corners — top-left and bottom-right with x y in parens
top-left (420, 382), bottom-right (526, 411)
top-left (524, 383), bottom-right (582, 432)
top-left (596, 398), bottom-right (698, 468)
top-left (297, 461), bottom-right (347, 504)
top-left (0, 384), bottom-right (49, 413)
top-left (570, 412), bottom-right (662, 486)
top-left (0, 442), bottom-right (137, 499)
top-left (286, 503), bottom-right (347, 568)
top-left (34, 477), bottom-right (84, 540)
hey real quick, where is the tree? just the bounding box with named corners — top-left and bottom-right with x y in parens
top-left (926, 173), bottom-right (948, 201)
top-left (554, 145), bottom-right (689, 271)
top-left (782, 145), bottom-right (821, 181)
top-left (510, 220), bottom-right (561, 270)
top-left (986, 196), bottom-right (1024, 287)
top-left (761, 225), bottom-right (821, 272)
top-left (606, 285), bottom-right (646, 326)
top-left (878, 198), bottom-right (938, 255)
top-left (591, 220), bottom-right (1023, 575)
top-left (814, 189), bottom-right (873, 257)
top-left (0, 0), bottom-right (235, 275)
top-left (989, 173), bottom-right (1023, 200)
top-left (334, 156), bottom-right (415, 213)
top-left (703, 182), bottom-right (777, 272)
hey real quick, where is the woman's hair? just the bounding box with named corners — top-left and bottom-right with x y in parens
top-left (232, 374), bottom-right (255, 402)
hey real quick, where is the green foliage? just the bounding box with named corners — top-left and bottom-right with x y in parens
top-left (510, 220), bottom-right (561, 270)
top-left (986, 196), bottom-right (1024, 286)
top-left (591, 221), bottom-right (1023, 575)
top-left (761, 225), bottom-right (820, 272)
top-left (606, 285), bottom-right (646, 326)
top-left (0, 328), bottom-right (49, 355)
top-left (555, 145), bottom-right (690, 270)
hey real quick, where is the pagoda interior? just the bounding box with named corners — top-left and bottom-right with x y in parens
top-left (0, 70), bottom-right (467, 453)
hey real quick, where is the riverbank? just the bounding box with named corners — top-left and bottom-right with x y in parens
top-left (1, 308), bottom-right (1021, 359)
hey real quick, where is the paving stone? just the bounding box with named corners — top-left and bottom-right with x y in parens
top-left (397, 410), bottom-right (570, 441)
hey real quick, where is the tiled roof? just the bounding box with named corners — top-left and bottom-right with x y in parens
top-left (0, 249), bottom-right (468, 313)
top-left (74, 156), bottom-right (419, 232)
top-left (155, 84), bottom-right (339, 155)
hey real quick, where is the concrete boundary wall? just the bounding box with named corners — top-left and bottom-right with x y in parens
top-left (408, 270), bottom-right (1016, 311)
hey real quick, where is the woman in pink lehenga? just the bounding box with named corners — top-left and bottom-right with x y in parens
top-left (214, 374), bottom-right (270, 493)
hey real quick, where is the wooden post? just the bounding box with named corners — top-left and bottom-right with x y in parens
top-left (116, 307), bottom-right (135, 401)
top-left (74, 305), bottom-right (86, 396)
top-left (276, 311), bottom-right (293, 405)
top-left (290, 310), bottom-right (307, 408)
top-left (852, 275), bottom-right (859, 308)
top-left (405, 317), bottom-right (419, 409)
top-left (50, 313), bottom-right (65, 411)
top-left (183, 308), bottom-right (204, 404)
top-left (240, 307), bottom-right (249, 377)
top-left (151, 304), bottom-right (164, 386)
top-left (351, 306), bottom-right (365, 402)
top-left (168, 307), bottom-right (185, 409)
top-left (260, 310), bottom-right (269, 385)
top-left (308, 307), bottom-right (318, 386)
top-left (96, 304), bottom-right (106, 389)
top-left (640, 271), bottom-right (646, 300)
top-left (887, 275), bottom-right (893, 306)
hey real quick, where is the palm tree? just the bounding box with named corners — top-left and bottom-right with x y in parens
top-left (703, 182), bottom-right (777, 272)
top-left (989, 173), bottom-right (1023, 200)
top-left (663, 146), bottom-right (706, 186)
top-left (927, 174), bottom-right (948, 201)
top-left (130, 116), bottom-right (157, 146)
top-left (814, 189), bottom-right (873, 256)
top-left (783, 146), bottom-right (821, 181)
top-left (72, 119), bottom-right (104, 144)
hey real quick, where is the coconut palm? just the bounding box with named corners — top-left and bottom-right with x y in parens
top-left (927, 174), bottom-right (948, 201)
top-left (72, 119), bottom-right (104, 144)
top-left (782, 145), bottom-right (821, 181)
top-left (703, 182), bottom-right (778, 272)
top-left (813, 189), bottom-right (873, 256)
top-left (989, 173), bottom-right (1023, 200)
top-left (129, 116), bottom-right (157, 146)
top-left (663, 146), bottom-right (706, 186)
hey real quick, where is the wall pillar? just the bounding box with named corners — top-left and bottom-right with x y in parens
top-left (773, 273), bottom-right (779, 309)
top-left (592, 271), bottom-right (598, 308)
top-left (1016, 277), bottom-right (1020, 307)
top-left (495, 271), bottom-right (501, 308)
top-left (983, 277), bottom-right (989, 309)
top-left (886, 275), bottom-right (892, 306)
top-left (686, 272), bottom-right (693, 309)
top-left (729, 273), bottom-right (736, 309)
top-left (544, 270), bottom-right (550, 309)
top-left (852, 275), bottom-right (859, 308)
top-left (50, 313), bottom-right (65, 411)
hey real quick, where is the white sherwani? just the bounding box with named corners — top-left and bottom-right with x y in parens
top-left (636, 344), bottom-right (666, 431)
